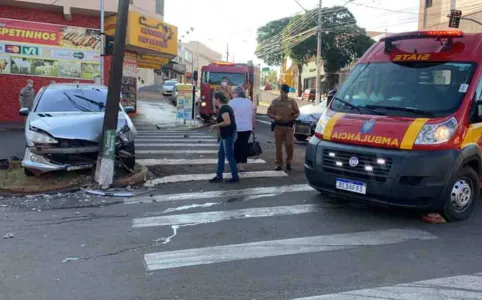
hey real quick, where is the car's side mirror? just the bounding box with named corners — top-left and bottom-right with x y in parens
top-left (124, 106), bottom-right (135, 113)
top-left (19, 108), bottom-right (29, 116)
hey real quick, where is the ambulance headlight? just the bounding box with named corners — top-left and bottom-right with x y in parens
top-left (415, 117), bottom-right (457, 145)
top-left (314, 112), bottom-right (331, 139)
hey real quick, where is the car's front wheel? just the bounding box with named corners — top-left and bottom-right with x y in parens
top-left (119, 142), bottom-right (136, 171)
top-left (294, 134), bottom-right (308, 141)
top-left (442, 166), bottom-right (479, 222)
top-left (24, 168), bottom-right (35, 177)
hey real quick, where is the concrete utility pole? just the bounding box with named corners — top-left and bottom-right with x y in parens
top-left (315, 0), bottom-right (322, 104)
top-left (226, 43), bottom-right (229, 62)
top-left (100, 0), bottom-right (105, 85)
top-left (95, 0), bottom-right (130, 189)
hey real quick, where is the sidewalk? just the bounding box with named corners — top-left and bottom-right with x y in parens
top-left (135, 92), bottom-right (203, 130)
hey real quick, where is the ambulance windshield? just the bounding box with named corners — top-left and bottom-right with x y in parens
top-left (332, 62), bottom-right (475, 118)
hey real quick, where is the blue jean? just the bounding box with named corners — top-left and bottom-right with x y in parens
top-left (217, 134), bottom-right (239, 179)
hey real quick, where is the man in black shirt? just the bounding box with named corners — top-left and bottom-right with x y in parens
top-left (209, 92), bottom-right (239, 183)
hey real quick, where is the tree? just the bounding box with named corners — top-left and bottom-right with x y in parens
top-left (266, 70), bottom-right (278, 84)
top-left (255, 17), bottom-right (291, 66)
top-left (256, 6), bottom-right (375, 94)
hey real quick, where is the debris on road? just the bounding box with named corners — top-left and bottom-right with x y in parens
top-left (86, 190), bottom-right (134, 197)
top-left (422, 213), bottom-right (447, 224)
top-left (61, 257), bottom-right (81, 263)
top-left (3, 232), bottom-right (14, 239)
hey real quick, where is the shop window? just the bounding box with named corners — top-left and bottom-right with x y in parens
top-left (425, 0), bottom-right (432, 8)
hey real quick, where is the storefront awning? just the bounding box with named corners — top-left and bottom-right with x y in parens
top-left (163, 62), bottom-right (186, 74)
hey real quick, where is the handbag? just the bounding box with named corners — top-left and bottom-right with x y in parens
top-left (247, 132), bottom-right (262, 158)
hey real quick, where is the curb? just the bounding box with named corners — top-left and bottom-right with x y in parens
top-left (112, 163), bottom-right (149, 187)
top-left (0, 163), bottom-right (149, 196)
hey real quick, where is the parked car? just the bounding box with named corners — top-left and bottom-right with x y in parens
top-left (19, 83), bottom-right (137, 176)
top-left (294, 100), bottom-right (327, 141)
top-left (301, 88), bottom-right (316, 101)
top-left (294, 89), bottom-right (336, 141)
top-left (161, 80), bottom-right (178, 96)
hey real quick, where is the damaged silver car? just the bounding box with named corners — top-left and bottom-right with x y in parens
top-left (19, 83), bottom-right (137, 176)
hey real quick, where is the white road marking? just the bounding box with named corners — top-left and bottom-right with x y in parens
top-left (257, 119), bottom-right (272, 125)
top-left (136, 138), bottom-right (216, 142)
top-left (137, 150), bottom-right (218, 155)
top-left (137, 133), bottom-right (210, 139)
top-left (291, 274), bottom-right (482, 299)
top-left (133, 204), bottom-right (321, 228)
top-left (124, 184), bottom-right (315, 204)
top-left (136, 130), bottom-right (203, 134)
top-left (144, 170), bottom-right (287, 186)
top-left (137, 158), bottom-right (266, 166)
top-left (136, 143), bottom-right (218, 147)
top-left (144, 229), bottom-right (437, 271)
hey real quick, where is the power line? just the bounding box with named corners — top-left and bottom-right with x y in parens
top-left (293, 0), bottom-right (308, 12)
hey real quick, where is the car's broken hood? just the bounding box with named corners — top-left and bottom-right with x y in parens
top-left (28, 112), bottom-right (128, 142)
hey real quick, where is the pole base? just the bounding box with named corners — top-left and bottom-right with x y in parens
top-left (94, 156), bottom-right (115, 189)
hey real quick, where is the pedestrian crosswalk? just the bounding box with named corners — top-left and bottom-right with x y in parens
top-left (129, 125), bottom-right (450, 299)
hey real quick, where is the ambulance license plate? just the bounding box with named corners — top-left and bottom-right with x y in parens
top-left (336, 178), bottom-right (366, 195)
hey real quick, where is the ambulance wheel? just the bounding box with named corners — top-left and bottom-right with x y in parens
top-left (442, 166), bottom-right (479, 222)
top-left (295, 134), bottom-right (308, 141)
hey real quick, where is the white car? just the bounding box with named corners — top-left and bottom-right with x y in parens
top-left (161, 80), bottom-right (178, 96)
top-left (19, 83), bottom-right (137, 176)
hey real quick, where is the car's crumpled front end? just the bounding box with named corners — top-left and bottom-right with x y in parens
top-left (22, 112), bottom-right (136, 176)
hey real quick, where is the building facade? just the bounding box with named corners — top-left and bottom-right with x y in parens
top-left (3, 0), bottom-right (164, 16)
top-left (418, 0), bottom-right (482, 32)
top-left (0, 0), bottom-right (176, 123)
top-left (184, 41), bottom-right (223, 73)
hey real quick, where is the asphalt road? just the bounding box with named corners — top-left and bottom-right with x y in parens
top-left (2, 95), bottom-right (482, 299)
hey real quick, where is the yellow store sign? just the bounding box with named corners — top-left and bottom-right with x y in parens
top-left (105, 6), bottom-right (177, 59)
top-left (128, 10), bottom-right (177, 56)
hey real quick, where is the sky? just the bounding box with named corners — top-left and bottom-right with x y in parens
top-left (164, 0), bottom-right (421, 66)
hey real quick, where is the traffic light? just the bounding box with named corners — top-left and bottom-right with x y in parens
top-left (449, 10), bottom-right (462, 28)
top-left (104, 35), bottom-right (115, 56)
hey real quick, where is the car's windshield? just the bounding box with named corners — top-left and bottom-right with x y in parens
top-left (204, 72), bottom-right (245, 86)
top-left (163, 81), bottom-right (176, 86)
top-left (332, 62), bottom-right (476, 118)
top-left (35, 87), bottom-right (110, 113)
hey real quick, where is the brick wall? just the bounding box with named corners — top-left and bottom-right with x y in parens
top-left (0, 6), bottom-right (107, 123)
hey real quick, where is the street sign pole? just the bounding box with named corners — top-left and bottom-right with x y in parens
top-left (315, 0), bottom-right (322, 104)
top-left (94, 0), bottom-right (130, 189)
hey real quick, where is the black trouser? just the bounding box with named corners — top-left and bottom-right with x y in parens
top-left (234, 131), bottom-right (251, 164)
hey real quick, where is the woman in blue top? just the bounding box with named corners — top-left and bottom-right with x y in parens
top-left (209, 92), bottom-right (239, 183)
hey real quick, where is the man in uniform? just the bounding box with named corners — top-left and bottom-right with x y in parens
top-left (267, 84), bottom-right (300, 171)
top-left (19, 79), bottom-right (36, 110)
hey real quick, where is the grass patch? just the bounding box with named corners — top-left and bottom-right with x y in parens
top-left (0, 168), bottom-right (91, 194)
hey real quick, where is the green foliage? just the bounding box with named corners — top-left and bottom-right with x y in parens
top-left (255, 17), bottom-right (292, 66)
top-left (256, 6), bottom-right (376, 73)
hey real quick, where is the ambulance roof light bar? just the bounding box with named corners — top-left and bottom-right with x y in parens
top-left (381, 30), bottom-right (464, 53)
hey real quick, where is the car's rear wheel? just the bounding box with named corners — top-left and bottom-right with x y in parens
top-left (442, 166), bottom-right (479, 222)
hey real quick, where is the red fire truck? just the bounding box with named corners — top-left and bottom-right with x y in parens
top-left (199, 61), bottom-right (261, 120)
